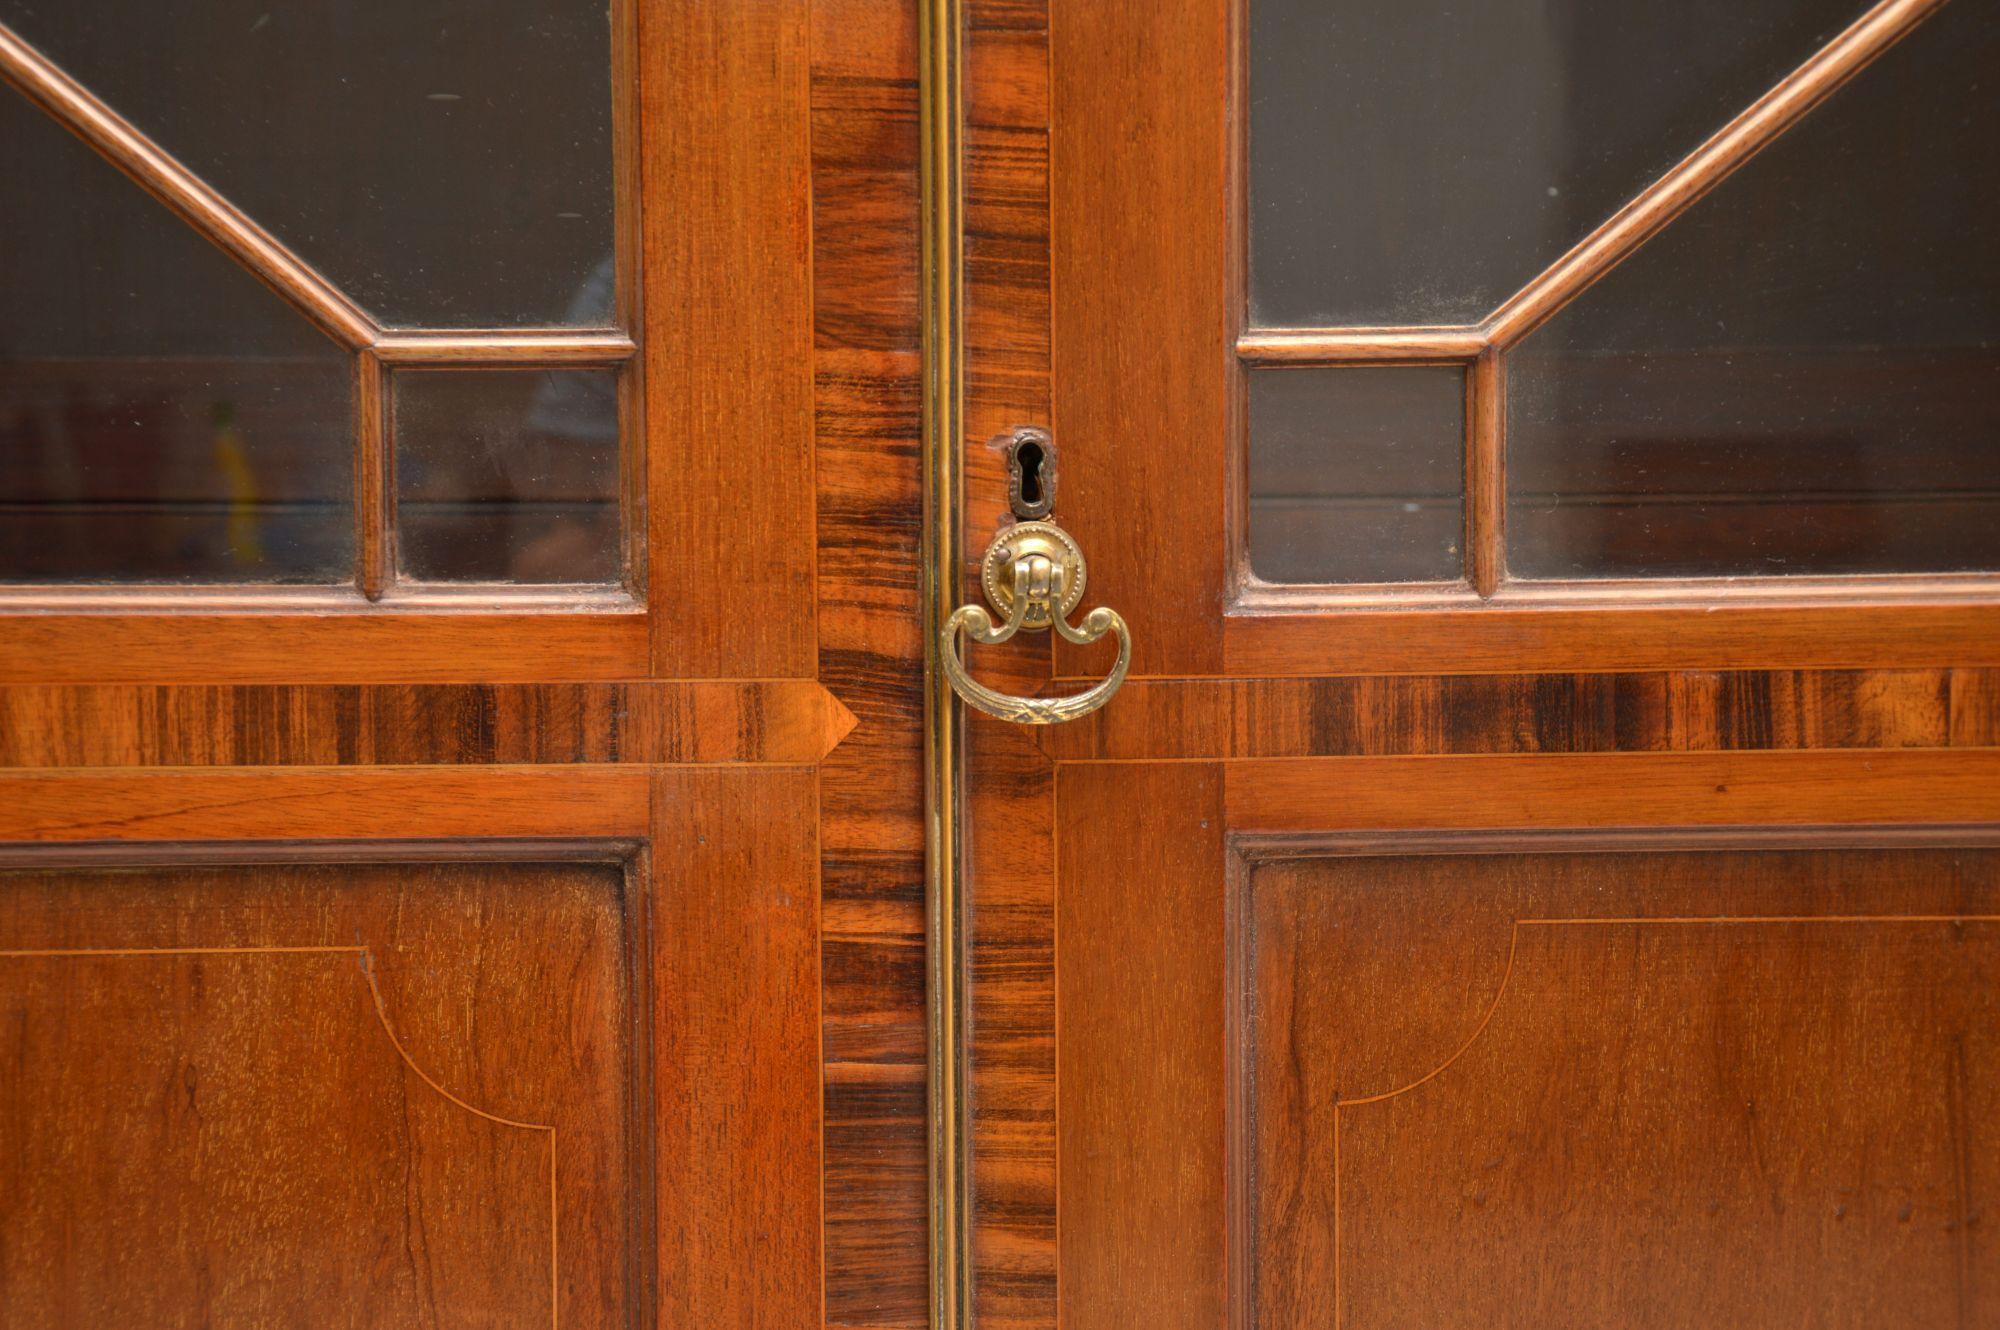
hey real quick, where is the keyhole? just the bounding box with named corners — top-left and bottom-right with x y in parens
top-left (1006, 426), bottom-right (1056, 519)
top-left (1017, 440), bottom-right (1045, 507)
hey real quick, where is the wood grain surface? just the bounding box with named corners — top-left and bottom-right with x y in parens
top-left (11, 0), bottom-right (1994, 1324)
top-left (1056, 763), bottom-right (1229, 1330)
top-left (1227, 751), bottom-right (2000, 834)
top-left (1040, 668), bottom-right (2000, 760)
top-left (810, 1), bottom-right (930, 1321)
top-left (1247, 844), bottom-right (1996, 1328)
top-left (1, 0), bottom-right (896, 1325)
top-left (963, 0), bottom-right (1061, 1324)
top-left (1053, 763), bottom-right (2000, 1330)
top-left (967, 706), bottom-right (1059, 1330)
top-left (0, 856), bottom-right (638, 1328)
top-left (0, 768), bottom-right (650, 842)
top-left (1050, 0), bottom-right (1231, 677)
top-left (653, 767), bottom-right (824, 1330)
top-left (642, 0), bottom-right (818, 678)
top-left (1223, 599), bottom-right (2000, 678)
top-left (0, 610), bottom-right (649, 685)
top-left (0, 680), bottom-right (855, 767)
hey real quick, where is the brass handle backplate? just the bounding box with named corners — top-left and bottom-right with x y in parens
top-left (941, 431), bottom-right (1130, 725)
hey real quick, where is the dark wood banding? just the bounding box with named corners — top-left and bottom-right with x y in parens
top-left (963, 3), bottom-right (1061, 1323)
top-left (0, 679), bottom-right (856, 767)
top-left (809, 0), bottom-right (932, 1323)
top-left (1037, 667), bottom-right (1999, 761)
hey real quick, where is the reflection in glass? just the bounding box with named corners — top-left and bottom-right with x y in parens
top-left (394, 370), bottom-right (621, 584)
top-left (1, 0), bottom-right (615, 328)
top-left (1508, 5), bottom-right (2000, 579)
top-left (0, 93), bottom-right (353, 583)
top-left (1250, 0), bottom-right (1866, 325)
top-left (1248, 367), bottom-right (1464, 584)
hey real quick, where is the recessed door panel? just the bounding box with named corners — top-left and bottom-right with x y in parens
top-left (1244, 846), bottom-right (1998, 1328)
top-left (0, 855), bottom-right (639, 1329)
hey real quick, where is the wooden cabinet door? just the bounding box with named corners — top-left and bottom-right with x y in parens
top-left (952, 2), bottom-right (2000, 1327)
top-left (0, 3), bottom-right (933, 1326)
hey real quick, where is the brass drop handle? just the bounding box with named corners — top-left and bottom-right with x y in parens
top-left (941, 429), bottom-right (1131, 725)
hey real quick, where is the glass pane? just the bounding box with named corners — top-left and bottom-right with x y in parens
top-left (1508, 5), bottom-right (2000, 579)
top-left (1248, 367), bottom-right (1464, 584)
top-left (1, 0), bottom-right (615, 329)
top-left (0, 93), bottom-right (353, 583)
top-left (394, 369), bottom-right (620, 584)
top-left (1250, 0), bottom-right (1866, 326)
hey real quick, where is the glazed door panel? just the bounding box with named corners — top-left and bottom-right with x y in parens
top-left (953, 1), bottom-right (2000, 1327)
top-left (0, 1), bottom-right (869, 1326)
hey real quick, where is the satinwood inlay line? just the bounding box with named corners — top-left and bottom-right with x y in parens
top-left (0, 943), bottom-right (564, 1326)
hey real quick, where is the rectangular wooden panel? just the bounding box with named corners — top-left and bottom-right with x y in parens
top-left (0, 768), bottom-right (650, 842)
top-left (1051, 0), bottom-right (1230, 675)
top-left (0, 611), bottom-right (647, 685)
top-left (643, 0), bottom-right (817, 677)
top-left (1223, 602), bottom-right (2000, 678)
top-left (1228, 751), bottom-right (2000, 833)
top-left (0, 854), bottom-right (639, 1328)
top-left (652, 767), bottom-right (824, 1330)
top-left (1243, 843), bottom-right (1998, 1328)
top-left (1057, 763), bottom-right (1229, 1330)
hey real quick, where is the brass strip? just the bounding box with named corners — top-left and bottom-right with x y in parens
top-left (919, 0), bottom-right (971, 1328)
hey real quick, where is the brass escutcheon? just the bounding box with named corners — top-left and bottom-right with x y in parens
top-left (942, 514), bottom-right (1130, 726)
top-left (980, 520), bottom-right (1085, 630)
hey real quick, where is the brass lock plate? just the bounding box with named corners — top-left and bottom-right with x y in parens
top-left (980, 520), bottom-right (1086, 630)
